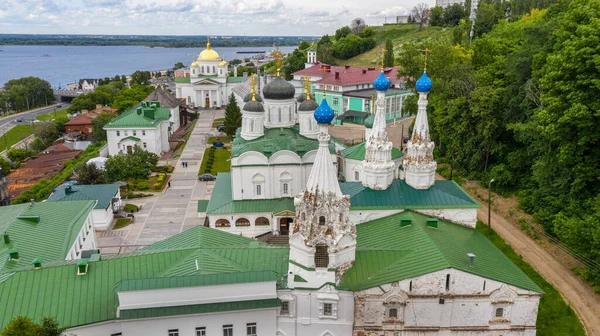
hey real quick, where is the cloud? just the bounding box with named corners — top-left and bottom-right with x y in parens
top-left (367, 6), bottom-right (408, 17)
top-left (83, 0), bottom-right (121, 6)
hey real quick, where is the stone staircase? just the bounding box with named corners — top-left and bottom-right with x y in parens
top-left (255, 232), bottom-right (289, 245)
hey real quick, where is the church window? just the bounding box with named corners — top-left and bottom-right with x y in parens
top-left (301, 212), bottom-right (306, 221)
top-left (168, 329), bottom-right (179, 336)
top-left (445, 274), bottom-right (450, 290)
top-left (319, 216), bottom-right (326, 225)
top-left (215, 219), bottom-right (230, 227)
top-left (132, 130), bottom-right (136, 136)
top-left (333, 97), bottom-right (339, 106)
top-left (315, 244), bottom-right (329, 268)
top-left (280, 301), bottom-right (290, 315)
top-left (256, 184), bottom-right (262, 196)
top-left (355, 171), bottom-right (359, 180)
top-left (283, 183), bottom-right (289, 195)
top-left (255, 217), bottom-right (270, 226)
top-left (409, 281), bottom-right (413, 292)
top-left (323, 303), bottom-right (333, 316)
top-left (222, 325), bottom-right (233, 336)
top-left (278, 108), bottom-right (282, 122)
top-left (389, 308), bottom-right (398, 318)
top-left (235, 218), bottom-right (250, 226)
top-left (124, 131), bottom-right (128, 136)
top-left (195, 327), bottom-right (206, 336)
top-left (246, 323), bottom-right (257, 336)
top-left (116, 131), bottom-right (120, 137)
top-left (212, 66), bottom-right (216, 73)
top-left (142, 130), bottom-right (146, 136)
top-left (201, 66), bottom-right (204, 73)
top-left (143, 142), bottom-right (147, 149)
top-left (495, 308), bottom-right (504, 317)
top-left (250, 119), bottom-right (254, 132)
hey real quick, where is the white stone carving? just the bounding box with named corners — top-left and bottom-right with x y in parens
top-left (403, 92), bottom-right (437, 189)
top-left (362, 91), bottom-right (395, 190)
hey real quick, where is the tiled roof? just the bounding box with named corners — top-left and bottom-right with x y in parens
top-left (119, 299), bottom-right (281, 320)
top-left (205, 173), bottom-right (295, 215)
top-left (231, 126), bottom-right (335, 158)
top-left (47, 184), bottom-right (120, 210)
top-left (0, 200), bottom-right (95, 273)
top-left (341, 142), bottom-right (404, 161)
top-left (341, 180), bottom-right (481, 209)
top-left (104, 102), bottom-right (170, 129)
top-left (64, 114), bottom-right (94, 126)
top-left (339, 211), bottom-right (543, 293)
top-left (143, 87), bottom-right (180, 108)
top-left (293, 63), bottom-right (403, 86)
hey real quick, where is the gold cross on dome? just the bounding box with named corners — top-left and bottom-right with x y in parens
top-left (250, 74), bottom-right (257, 101)
top-left (303, 75), bottom-right (311, 100)
top-left (423, 48), bottom-right (431, 72)
top-left (271, 47), bottom-right (284, 77)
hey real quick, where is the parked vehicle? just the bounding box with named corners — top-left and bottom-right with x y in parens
top-left (216, 124), bottom-right (225, 132)
top-left (198, 174), bottom-right (217, 181)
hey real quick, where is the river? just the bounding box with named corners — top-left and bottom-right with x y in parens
top-left (0, 45), bottom-right (296, 87)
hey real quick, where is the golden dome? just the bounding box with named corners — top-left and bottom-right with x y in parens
top-left (191, 61), bottom-right (198, 67)
top-left (219, 60), bottom-right (227, 66)
top-left (198, 42), bottom-right (220, 61)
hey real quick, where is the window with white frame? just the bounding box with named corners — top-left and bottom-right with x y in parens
top-left (333, 85), bottom-right (340, 91)
top-left (142, 130), bottom-right (146, 136)
top-left (143, 142), bottom-right (147, 149)
top-left (280, 301), bottom-right (290, 315)
top-left (283, 183), bottom-right (289, 195)
top-left (116, 131), bottom-right (120, 136)
top-left (196, 327), bottom-right (206, 336)
top-left (124, 130), bottom-right (128, 136)
top-left (323, 303), bottom-right (333, 316)
top-left (389, 308), bottom-right (398, 318)
top-left (495, 307), bottom-right (504, 317)
top-left (256, 184), bottom-right (262, 196)
top-left (168, 329), bottom-right (179, 336)
top-left (246, 323), bottom-right (257, 336)
top-left (355, 171), bottom-right (359, 180)
top-left (223, 325), bottom-right (233, 336)
top-left (332, 97), bottom-right (339, 105)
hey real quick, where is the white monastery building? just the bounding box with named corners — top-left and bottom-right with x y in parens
top-left (0, 54), bottom-right (542, 336)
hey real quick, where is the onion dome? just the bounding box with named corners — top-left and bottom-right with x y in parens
top-left (364, 114), bottom-right (375, 128)
top-left (243, 93), bottom-right (263, 103)
top-left (373, 71), bottom-right (391, 91)
top-left (191, 62), bottom-right (198, 67)
top-left (243, 100), bottom-right (264, 113)
top-left (314, 99), bottom-right (335, 124)
top-left (198, 42), bottom-right (220, 61)
top-left (296, 92), bottom-right (307, 103)
top-left (263, 77), bottom-right (296, 100)
top-left (219, 60), bottom-right (227, 66)
top-left (416, 71), bottom-right (432, 93)
top-left (299, 98), bottom-right (318, 111)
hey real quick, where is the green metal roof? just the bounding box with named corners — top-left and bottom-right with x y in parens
top-left (341, 141), bottom-right (404, 161)
top-left (174, 77), bottom-right (191, 83)
top-left (226, 77), bottom-right (244, 83)
top-left (0, 225), bottom-right (289, 329)
top-left (119, 299), bottom-right (281, 320)
top-left (341, 180), bottom-right (481, 209)
top-left (231, 126), bottom-right (335, 158)
top-left (197, 200), bottom-right (209, 212)
top-left (104, 102), bottom-right (170, 129)
top-left (118, 136), bottom-right (141, 143)
top-left (205, 173), bottom-right (295, 215)
top-left (116, 271), bottom-right (277, 292)
top-left (0, 200), bottom-right (95, 273)
top-left (47, 184), bottom-right (120, 210)
top-left (339, 211), bottom-right (543, 293)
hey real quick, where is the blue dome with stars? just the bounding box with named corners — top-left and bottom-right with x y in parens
top-left (314, 98), bottom-right (335, 124)
top-left (416, 72), bottom-right (432, 93)
top-left (373, 71), bottom-right (391, 91)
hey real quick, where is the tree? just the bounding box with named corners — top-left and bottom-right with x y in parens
top-left (74, 162), bottom-right (107, 184)
top-left (110, 84), bottom-right (154, 111)
top-left (230, 59), bottom-right (243, 66)
top-left (31, 122), bottom-right (59, 150)
top-left (223, 93), bottom-right (242, 137)
top-left (474, 2), bottom-right (503, 37)
top-left (130, 70), bottom-right (150, 85)
top-left (335, 26), bottom-right (351, 40)
top-left (331, 35), bottom-right (377, 60)
top-left (7, 148), bottom-right (37, 166)
top-left (360, 27), bottom-right (374, 38)
top-left (384, 39), bottom-right (394, 67)
top-left (1, 77), bottom-right (54, 112)
top-left (429, 6), bottom-right (444, 26)
top-left (411, 3), bottom-right (430, 29)
top-left (350, 18), bottom-right (367, 35)
top-left (443, 3), bottom-right (467, 26)
top-left (298, 41), bottom-right (310, 50)
top-left (1, 316), bottom-right (39, 336)
top-left (104, 146), bottom-right (158, 182)
top-left (173, 62), bottom-right (185, 70)
top-left (39, 317), bottom-right (66, 336)
top-left (91, 112), bottom-right (117, 144)
top-left (0, 157), bottom-right (11, 177)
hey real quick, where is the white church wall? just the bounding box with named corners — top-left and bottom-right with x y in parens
top-left (344, 158), bottom-right (363, 182)
top-left (416, 208), bottom-right (478, 228)
top-left (349, 209), bottom-right (404, 224)
top-left (207, 212), bottom-right (275, 237)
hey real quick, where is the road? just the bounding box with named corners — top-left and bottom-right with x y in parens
top-left (0, 103), bottom-right (71, 136)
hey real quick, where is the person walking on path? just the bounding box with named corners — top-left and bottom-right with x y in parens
top-left (168, 181), bottom-right (171, 188)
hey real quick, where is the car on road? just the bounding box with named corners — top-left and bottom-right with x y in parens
top-left (15, 119), bottom-right (22, 122)
top-left (198, 174), bottom-right (217, 181)
top-left (56, 104), bottom-right (62, 108)
top-left (216, 124), bottom-right (225, 132)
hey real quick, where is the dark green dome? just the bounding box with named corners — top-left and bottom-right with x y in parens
top-left (243, 100), bottom-right (264, 112)
top-left (244, 93), bottom-right (263, 102)
top-left (364, 114), bottom-right (375, 128)
top-left (298, 99), bottom-right (318, 111)
top-left (296, 93), bottom-right (307, 103)
top-left (263, 77), bottom-right (296, 100)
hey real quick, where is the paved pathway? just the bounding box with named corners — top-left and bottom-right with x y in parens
top-left (97, 110), bottom-right (223, 253)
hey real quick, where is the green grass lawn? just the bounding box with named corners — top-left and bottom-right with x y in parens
top-left (113, 218), bottom-right (131, 230)
top-left (0, 124), bottom-right (33, 152)
top-left (36, 107), bottom-right (69, 121)
top-left (477, 222), bottom-right (586, 336)
top-left (199, 147), bottom-right (231, 175)
top-left (123, 204), bottom-right (138, 212)
top-left (207, 135), bottom-right (232, 144)
top-left (212, 118), bottom-right (225, 128)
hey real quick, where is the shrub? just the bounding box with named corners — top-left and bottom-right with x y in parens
top-left (153, 182), bottom-right (161, 190)
top-left (137, 181), bottom-right (149, 190)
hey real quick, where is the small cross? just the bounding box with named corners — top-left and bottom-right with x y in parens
top-left (303, 75), bottom-right (311, 100)
top-left (271, 47), bottom-right (284, 77)
top-left (423, 48), bottom-right (431, 72)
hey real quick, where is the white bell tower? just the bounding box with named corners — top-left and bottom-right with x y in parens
top-left (305, 46), bottom-right (317, 69)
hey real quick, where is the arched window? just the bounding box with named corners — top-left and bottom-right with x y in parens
top-left (355, 171), bottom-right (360, 180)
top-left (301, 212), bottom-right (306, 221)
top-left (283, 183), bottom-right (289, 195)
top-left (495, 308), bottom-right (504, 317)
top-left (255, 217), bottom-right (270, 226)
top-left (212, 66), bottom-right (216, 73)
top-left (389, 308), bottom-right (398, 318)
top-left (315, 244), bottom-right (329, 268)
top-left (445, 274), bottom-right (450, 290)
top-left (215, 219), bottom-right (230, 227)
top-left (201, 66), bottom-right (204, 73)
top-left (278, 108), bottom-right (282, 122)
top-left (235, 218), bottom-right (250, 226)
top-left (256, 184), bottom-right (262, 196)
top-left (319, 216), bottom-right (326, 225)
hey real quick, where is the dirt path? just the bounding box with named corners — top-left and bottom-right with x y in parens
top-left (477, 201), bottom-right (600, 335)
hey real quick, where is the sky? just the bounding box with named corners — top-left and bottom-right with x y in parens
top-left (0, 0), bottom-right (436, 36)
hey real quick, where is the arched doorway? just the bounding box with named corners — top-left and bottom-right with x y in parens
top-left (279, 217), bottom-right (292, 235)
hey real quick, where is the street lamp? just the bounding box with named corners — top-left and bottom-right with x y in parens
top-left (488, 178), bottom-right (495, 228)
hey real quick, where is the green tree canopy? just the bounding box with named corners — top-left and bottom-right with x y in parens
top-left (384, 39), bottom-right (394, 67)
top-left (335, 26), bottom-right (351, 40)
top-left (130, 71), bottom-right (151, 85)
top-left (104, 146), bottom-right (158, 182)
top-left (223, 93), bottom-right (242, 138)
top-left (74, 162), bottom-right (107, 185)
top-left (91, 112), bottom-right (117, 144)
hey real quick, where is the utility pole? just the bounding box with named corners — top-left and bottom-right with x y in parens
top-left (488, 178), bottom-right (495, 228)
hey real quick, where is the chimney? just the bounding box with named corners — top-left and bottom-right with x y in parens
top-left (362, 69), bottom-right (367, 74)
top-left (30, 199), bottom-right (35, 207)
top-left (77, 258), bottom-right (89, 275)
top-left (65, 185), bottom-right (73, 193)
top-left (345, 65), bottom-right (350, 69)
top-left (243, 72), bottom-right (248, 83)
top-left (467, 253), bottom-right (476, 267)
top-left (335, 72), bottom-right (339, 79)
top-left (32, 258), bottom-right (42, 269)
top-left (287, 270), bottom-right (295, 289)
top-left (9, 249), bottom-right (19, 261)
top-left (2, 233), bottom-right (9, 244)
